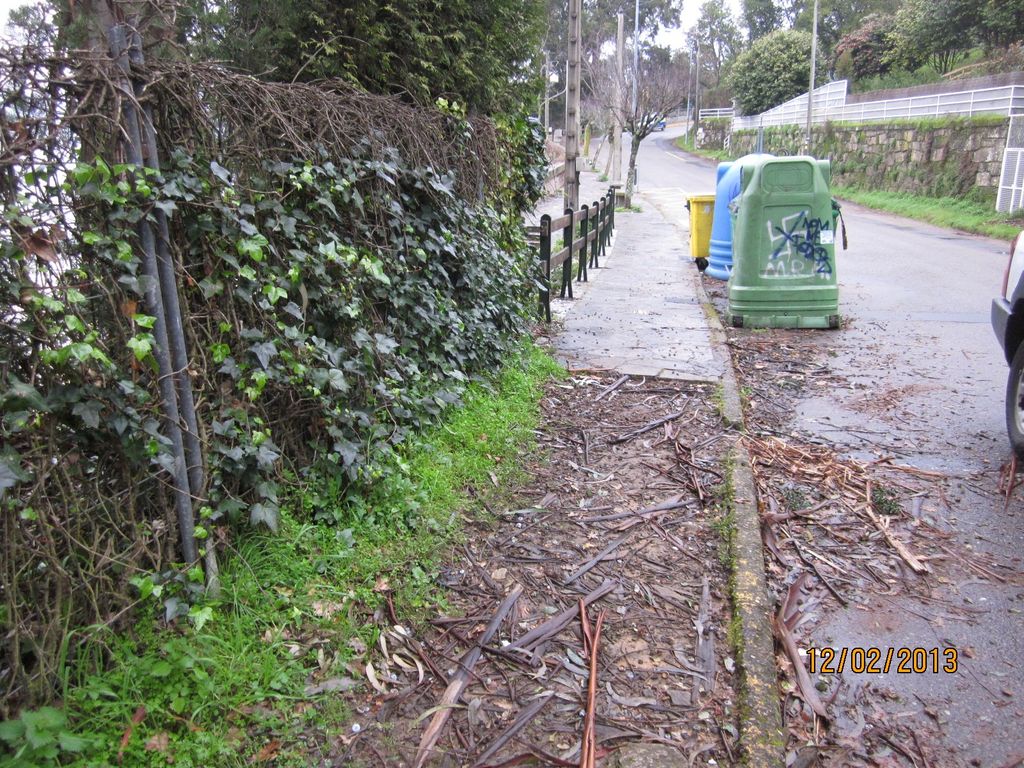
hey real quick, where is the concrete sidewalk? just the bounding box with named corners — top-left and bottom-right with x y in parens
top-left (540, 169), bottom-right (725, 383)
top-left (533, 167), bottom-right (786, 767)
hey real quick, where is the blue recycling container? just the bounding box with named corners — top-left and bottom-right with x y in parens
top-left (706, 154), bottom-right (773, 281)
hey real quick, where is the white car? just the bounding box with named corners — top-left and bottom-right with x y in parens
top-left (991, 231), bottom-right (1024, 456)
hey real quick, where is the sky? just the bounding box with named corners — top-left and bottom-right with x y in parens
top-left (0, 0), bottom-right (27, 23)
top-left (658, 0), bottom-right (745, 50)
top-left (0, 0), bottom-right (34, 37)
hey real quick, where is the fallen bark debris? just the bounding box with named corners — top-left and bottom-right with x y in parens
top-left (328, 373), bottom-right (735, 767)
top-left (578, 600), bottom-right (607, 768)
top-left (473, 693), bottom-right (554, 767)
top-left (506, 580), bottom-right (617, 655)
top-left (562, 535), bottom-right (630, 585)
top-left (578, 494), bottom-right (685, 523)
top-left (608, 410), bottom-right (688, 444)
top-left (414, 585), bottom-right (523, 768)
top-left (775, 575), bottom-right (829, 720)
top-left (693, 576), bottom-right (716, 702)
top-left (594, 374), bottom-right (629, 402)
top-left (865, 481), bottom-right (929, 575)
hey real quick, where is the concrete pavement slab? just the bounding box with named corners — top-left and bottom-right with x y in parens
top-left (546, 175), bottom-right (725, 383)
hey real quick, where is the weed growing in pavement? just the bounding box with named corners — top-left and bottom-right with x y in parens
top-left (711, 383), bottom-right (728, 422)
top-left (37, 344), bottom-right (563, 768)
top-left (781, 485), bottom-right (808, 511)
top-left (870, 483), bottom-right (902, 517)
top-left (615, 205), bottom-right (642, 213)
top-left (739, 386), bottom-right (753, 412)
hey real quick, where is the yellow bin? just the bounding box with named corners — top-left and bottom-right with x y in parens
top-left (686, 194), bottom-right (715, 270)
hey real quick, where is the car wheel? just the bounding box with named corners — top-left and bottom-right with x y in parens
top-left (1007, 343), bottom-right (1024, 458)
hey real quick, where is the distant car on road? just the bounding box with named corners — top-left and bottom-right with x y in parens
top-left (655, 119), bottom-right (667, 131)
top-left (991, 231), bottom-right (1024, 456)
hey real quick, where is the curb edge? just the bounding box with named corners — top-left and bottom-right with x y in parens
top-left (696, 275), bottom-right (786, 767)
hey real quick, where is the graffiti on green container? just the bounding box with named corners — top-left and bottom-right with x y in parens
top-left (763, 209), bottom-right (833, 278)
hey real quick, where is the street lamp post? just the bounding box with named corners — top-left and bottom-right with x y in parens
top-left (543, 58), bottom-right (558, 138)
top-left (805, 0), bottom-right (819, 152)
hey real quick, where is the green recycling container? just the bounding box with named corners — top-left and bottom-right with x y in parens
top-left (727, 156), bottom-right (840, 329)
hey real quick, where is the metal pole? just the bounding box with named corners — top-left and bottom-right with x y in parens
top-left (805, 0), bottom-right (819, 152)
top-left (109, 25), bottom-right (198, 566)
top-left (612, 11), bottom-right (624, 185)
top-left (127, 29), bottom-right (219, 593)
top-left (565, 0), bottom-right (582, 210)
top-left (543, 51), bottom-right (551, 137)
top-left (631, 0), bottom-right (639, 121)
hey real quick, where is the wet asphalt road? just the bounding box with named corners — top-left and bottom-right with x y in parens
top-left (630, 125), bottom-right (1024, 765)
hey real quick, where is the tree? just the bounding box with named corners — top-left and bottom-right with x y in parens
top-left (743, 0), bottom-right (782, 43)
top-left (588, 49), bottom-right (689, 203)
top-left (832, 13), bottom-right (894, 82)
top-left (690, 0), bottom-right (742, 94)
top-left (782, 0), bottom-right (891, 64)
top-left (728, 29), bottom-right (811, 114)
top-left (885, 0), bottom-right (981, 74)
top-left (542, 0), bottom-right (682, 72)
top-left (183, 0), bottom-right (546, 115)
top-left (977, 0), bottom-right (1024, 49)
top-left (688, 0), bottom-right (745, 108)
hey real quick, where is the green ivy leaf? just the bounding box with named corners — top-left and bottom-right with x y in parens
top-left (64, 315), bottom-right (86, 334)
top-left (249, 341), bottom-right (277, 370)
top-left (130, 575), bottom-right (155, 600)
top-left (72, 400), bottom-right (103, 429)
top-left (263, 284), bottom-right (287, 305)
top-left (126, 334), bottom-right (154, 362)
top-left (237, 234), bottom-right (269, 262)
top-left (210, 160), bottom-right (232, 184)
top-left (249, 502), bottom-right (280, 533)
top-left (189, 606), bottom-right (215, 630)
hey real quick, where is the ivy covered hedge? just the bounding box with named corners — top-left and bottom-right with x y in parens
top-left (0, 50), bottom-right (545, 710)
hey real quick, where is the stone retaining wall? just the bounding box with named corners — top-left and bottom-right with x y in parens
top-left (730, 117), bottom-right (1008, 196)
top-left (697, 118), bottom-right (731, 151)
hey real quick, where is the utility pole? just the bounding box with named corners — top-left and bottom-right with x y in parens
top-left (805, 0), bottom-right (819, 152)
top-left (694, 42), bottom-right (701, 143)
top-left (564, 0), bottom-right (582, 209)
top-left (684, 48), bottom-right (692, 142)
top-left (612, 11), bottom-right (624, 185)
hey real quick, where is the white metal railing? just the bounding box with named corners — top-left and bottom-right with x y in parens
top-left (998, 148), bottom-right (1024, 213)
top-left (732, 81), bottom-right (849, 131)
top-left (699, 107), bottom-right (734, 119)
top-left (733, 81), bottom-right (1024, 131)
top-left (998, 116), bottom-right (1024, 213)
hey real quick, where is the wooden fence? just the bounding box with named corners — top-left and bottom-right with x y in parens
top-left (528, 188), bottom-right (617, 322)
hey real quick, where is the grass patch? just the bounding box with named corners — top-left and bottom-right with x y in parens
top-left (834, 185), bottom-right (1024, 240)
top-left (12, 344), bottom-right (563, 768)
top-left (674, 134), bottom-right (731, 162)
